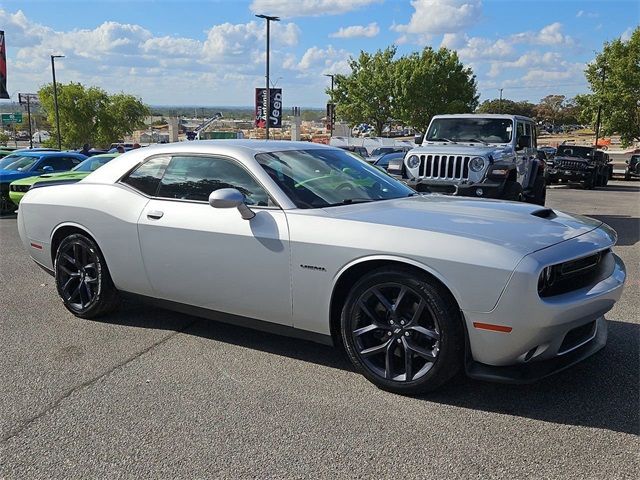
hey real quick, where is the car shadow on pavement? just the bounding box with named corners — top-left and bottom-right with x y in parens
top-left (101, 302), bottom-right (639, 436)
top-left (590, 214), bottom-right (640, 246)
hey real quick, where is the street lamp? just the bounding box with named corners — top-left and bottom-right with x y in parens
top-left (50, 54), bottom-right (65, 150)
top-left (255, 14), bottom-right (280, 140)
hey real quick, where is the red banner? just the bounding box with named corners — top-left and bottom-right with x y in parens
top-left (0, 31), bottom-right (8, 99)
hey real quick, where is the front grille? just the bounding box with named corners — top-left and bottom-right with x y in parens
top-left (539, 249), bottom-right (610, 297)
top-left (556, 159), bottom-right (587, 171)
top-left (419, 155), bottom-right (470, 180)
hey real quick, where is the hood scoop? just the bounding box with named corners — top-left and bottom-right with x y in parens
top-left (531, 208), bottom-right (557, 219)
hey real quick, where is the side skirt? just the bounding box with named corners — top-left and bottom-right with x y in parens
top-left (120, 292), bottom-right (335, 347)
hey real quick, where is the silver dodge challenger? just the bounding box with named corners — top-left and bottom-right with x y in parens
top-left (17, 141), bottom-right (626, 394)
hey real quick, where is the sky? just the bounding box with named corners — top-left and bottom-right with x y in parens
top-left (0, 0), bottom-right (637, 107)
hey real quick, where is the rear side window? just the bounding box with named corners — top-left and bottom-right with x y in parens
top-left (156, 155), bottom-right (269, 206)
top-left (122, 156), bottom-right (170, 196)
top-left (37, 156), bottom-right (81, 171)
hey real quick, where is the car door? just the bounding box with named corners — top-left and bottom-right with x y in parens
top-left (136, 154), bottom-right (292, 326)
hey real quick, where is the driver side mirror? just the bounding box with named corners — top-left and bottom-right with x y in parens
top-left (41, 165), bottom-right (54, 173)
top-left (517, 135), bottom-right (531, 150)
top-left (625, 159), bottom-right (630, 164)
top-left (208, 188), bottom-right (255, 220)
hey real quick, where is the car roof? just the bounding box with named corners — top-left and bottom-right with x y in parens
top-left (432, 113), bottom-right (534, 121)
top-left (142, 139), bottom-right (335, 155)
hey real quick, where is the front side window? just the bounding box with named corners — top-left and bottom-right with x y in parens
top-left (37, 157), bottom-right (81, 171)
top-left (256, 148), bottom-right (414, 209)
top-left (122, 156), bottom-right (171, 195)
top-left (73, 155), bottom-right (116, 172)
top-left (156, 155), bottom-right (269, 206)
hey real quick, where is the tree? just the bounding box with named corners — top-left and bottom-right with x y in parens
top-left (477, 98), bottom-right (536, 117)
top-left (578, 27), bottom-right (640, 146)
top-left (393, 47), bottom-right (478, 132)
top-left (535, 94), bottom-right (567, 125)
top-left (0, 131), bottom-right (8, 146)
top-left (328, 46), bottom-right (397, 136)
top-left (38, 82), bottom-right (149, 148)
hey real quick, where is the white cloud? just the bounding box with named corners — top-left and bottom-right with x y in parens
top-left (621, 27), bottom-right (633, 41)
top-left (576, 10), bottom-right (599, 18)
top-left (250, 0), bottom-right (382, 18)
top-left (392, 0), bottom-right (482, 35)
top-left (441, 33), bottom-right (515, 61)
top-left (286, 45), bottom-right (352, 75)
top-left (330, 22), bottom-right (379, 39)
top-left (511, 22), bottom-right (574, 47)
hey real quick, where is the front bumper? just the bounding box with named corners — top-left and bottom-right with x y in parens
top-left (463, 227), bottom-right (625, 381)
top-left (8, 190), bottom-right (25, 206)
top-left (404, 177), bottom-right (505, 198)
top-left (547, 168), bottom-right (591, 181)
top-left (466, 316), bottom-right (607, 384)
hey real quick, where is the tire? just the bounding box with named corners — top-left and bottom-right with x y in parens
top-left (340, 267), bottom-right (463, 395)
top-left (528, 175), bottom-right (546, 206)
top-left (54, 233), bottom-right (120, 318)
top-left (582, 176), bottom-right (595, 190)
top-left (502, 180), bottom-right (523, 201)
top-left (625, 171), bottom-right (631, 181)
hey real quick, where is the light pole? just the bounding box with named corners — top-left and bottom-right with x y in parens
top-left (325, 74), bottom-right (335, 137)
top-left (50, 54), bottom-right (64, 149)
top-left (498, 88), bottom-right (504, 113)
top-left (255, 14), bottom-right (280, 140)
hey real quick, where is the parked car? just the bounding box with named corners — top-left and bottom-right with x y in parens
top-left (547, 146), bottom-right (611, 189)
top-left (391, 114), bottom-right (546, 205)
top-left (17, 140), bottom-right (625, 394)
top-left (538, 146), bottom-right (556, 162)
top-left (337, 145), bottom-right (369, 159)
top-left (9, 153), bottom-right (118, 206)
top-left (624, 155), bottom-right (640, 180)
top-left (374, 151), bottom-right (405, 171)
top-left (0, 151), bottom-right (86, 212)
top-left (368, 146), bottom-right (411, 164)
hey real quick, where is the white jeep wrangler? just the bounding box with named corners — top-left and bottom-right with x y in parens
top-left (389, 114), bottom-right (546, 205)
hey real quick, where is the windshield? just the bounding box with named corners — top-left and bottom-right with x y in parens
top-left (556, 146), bottom-right (593, 159)
top-left (0, 155), bottom-right (39, 171)
top-left (256, 148), bottom-right (415, 209)
top-left (72, 155), bottom-right (116, 172)
top-left (426, 118), bottom-right (513, 144)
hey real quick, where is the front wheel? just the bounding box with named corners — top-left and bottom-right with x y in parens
top-left (502, 180), bottom-right (523, 201)
top-left (54, 233), bottom-right (120, 318)
top-left (340, 267), bottom-right (463, 394)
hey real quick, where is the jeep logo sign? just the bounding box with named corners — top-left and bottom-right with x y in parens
top-left (255, 88), bottom-right (283, 129)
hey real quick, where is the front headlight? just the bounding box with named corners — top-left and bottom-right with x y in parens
top-left (469, 157), bottom-right (486, 172)
top-left (406, 155), bottom-right (420, 169)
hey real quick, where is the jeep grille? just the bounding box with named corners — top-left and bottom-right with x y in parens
top-left (556, 159), bottom-right (587, 171)
top-left (419, 155), bottom-right (471, 180)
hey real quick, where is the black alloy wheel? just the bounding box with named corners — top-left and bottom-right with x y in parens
top-left (55, 234), bottom-right (119, 318)
top-left (341, 267), bottom-right (463, 394)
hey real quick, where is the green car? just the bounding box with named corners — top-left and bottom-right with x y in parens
top-left (0, 149), bottom-right (15, 158)
top-left (9, 153), bottom-right (119, 206)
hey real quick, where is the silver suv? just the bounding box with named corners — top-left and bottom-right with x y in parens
top-left (389, 114), bottom-right (546, 205)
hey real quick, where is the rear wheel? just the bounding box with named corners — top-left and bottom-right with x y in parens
top-left (341, 267), bottom-right (463, 394)
top-left (582, 175), bottom-right (595, 190)
top-left (54, 233), bottom-right (120, 318)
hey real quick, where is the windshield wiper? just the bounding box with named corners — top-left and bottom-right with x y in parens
top-left (461, 138), bottom-right (489, 145)
top-left (428, 137), bottom-right (457, 144)
top-left (323, 198), bottom-right (374, 207)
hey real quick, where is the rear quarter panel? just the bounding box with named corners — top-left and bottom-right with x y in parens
top-left (19, 183), bottom-right (152, 295)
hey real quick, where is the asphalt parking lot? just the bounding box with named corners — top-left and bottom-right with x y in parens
top-left (1, 181), bottom-right (638, 479)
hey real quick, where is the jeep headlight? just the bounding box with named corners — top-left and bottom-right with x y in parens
top-left (406, 155), bottom-right (420, 169)
top-left (469, 157), bottom-right (486, 172)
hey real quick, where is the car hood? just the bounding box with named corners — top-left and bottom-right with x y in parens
top-left (322, 195), bottom-right (604, 255)
top-left (415, 143), bottom-right (510, 157)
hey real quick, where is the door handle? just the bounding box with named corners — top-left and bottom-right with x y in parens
top-left (147, 210), bottom-right (164, 220)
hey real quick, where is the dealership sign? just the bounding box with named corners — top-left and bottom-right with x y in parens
top-left (255, 88), bottom-right (282, 129)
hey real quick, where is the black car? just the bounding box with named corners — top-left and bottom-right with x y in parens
top-left (625, 155), bottom-right (640, 180)
top-left (374, 152), bottom-right (405, 171)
